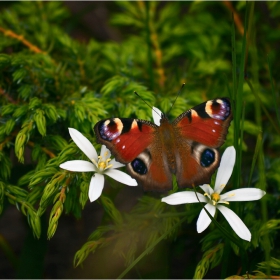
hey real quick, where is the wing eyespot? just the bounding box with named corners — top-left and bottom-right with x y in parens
top-left (200, 149), bottom-right (215, 167)
top-left (205, 98), bottom-right (231, 121)
top-left (98, 119), bottom-right (123, 141)
top-left (131, 158), bottom-right (148, 175)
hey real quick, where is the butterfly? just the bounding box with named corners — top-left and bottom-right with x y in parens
top-left (94, 98), bottom-right (232, 192)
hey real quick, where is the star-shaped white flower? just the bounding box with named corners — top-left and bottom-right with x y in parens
top-left (161, 146), bottom-right (266, 241)
top-left (60, 128), bottom-right (137, 202)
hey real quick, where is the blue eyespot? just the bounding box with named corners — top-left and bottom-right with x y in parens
top-left (131, 158), bottom-right (147, 175)
top-left (200, 149), bottom-right (215, 167)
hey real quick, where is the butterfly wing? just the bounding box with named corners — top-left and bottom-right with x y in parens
top-left (173, 98), bottom-right (232, 188)
top-left (94, 98), bottom-right (232, 191)
top-left (94, 118), bottom-right (173, 191)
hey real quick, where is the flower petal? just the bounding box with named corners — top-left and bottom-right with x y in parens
top-left (214, 146), bottom-right (236, 193)
top-left (88, 173), bottom-right (104, 202)
top-left (152, 106), bottom-right (162, 126)
top-left (199, 184), bottom-right (214, 195)
top-left (161, 191), bottom-right (207, 205)
top-left (100, 145), bottom-right (111, 159)
top-left (220, 188), bottom-right (266, 202)
top-left (105, 169), bottom-right (137, 186)
top-left (217, 205), bottom-right (251, 241)
top-left (110, 158), bottom-right (125, 169)
top-left (60, 160), bottom-right (95, 172)
top-left (69, 128), bottom-right (98, 161)
top-left (197, 203), bottom-right (216, 233)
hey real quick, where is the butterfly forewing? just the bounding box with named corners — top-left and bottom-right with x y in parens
top-left (94, 118), bottom-right (156, 162)
top-left (174, 98), bottom-right (232, 148)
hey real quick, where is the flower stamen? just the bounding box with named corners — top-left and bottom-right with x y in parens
top-left (105, 164), bottom-right (113, 170)
top-left (94, 154), bottom-right (113, 171)
top-left (98, 161), bottom-right (107, 170)
top-left (219, 200), bottom-right (230, 205)
top-left (92, 158), bottom-right (98, 167)
top-left (204, 192), bottom-right (211, 200)
top-left (211, 192), bottom-right (220, 205)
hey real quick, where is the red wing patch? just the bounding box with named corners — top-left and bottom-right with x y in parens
top-left (94, 118), bottom-right (156, 163)
top-left (174, 98), bottom-right (232, 148)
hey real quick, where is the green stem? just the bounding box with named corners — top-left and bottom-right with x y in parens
top-left (144, 2), bottom-right (154, 91)
top-left (232, 2), bottom-right (248, 197)
top-left (247, 132), bottom-right (262, 187)
top-left (248, 2), bottom-right (270, 276)
top-left (132, 212), bottom-right (187, 219)
top-left (246, 79), bottom-right (280, 134)
top-left (0, 234), bottom-right (19, 269)
top-left (267, 55), bottom-right (280, 127)
top-left (117, 215), bottom-right (188, 279)
top-left (221, 239), bottom-right (230, 278)
top-left (231, 13), bottom-right (237, 101)
top-left (5, 192), bottom-right (34, 215)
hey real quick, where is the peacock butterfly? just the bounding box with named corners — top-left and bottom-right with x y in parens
top-left (94, 98), bottom-right (232, 191)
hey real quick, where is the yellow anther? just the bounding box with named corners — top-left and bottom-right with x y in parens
top-left (98, 161), bottom-right (106, 170)
top-left (219, 200), bottom-right (230, 205)
top-left (92, 150), bottom-right (113, 172)
top-left (211, 192), bottom-right (220, 203)
top-left (204, 192), bottom-right (211, 200)
top-left (106, 164), bottom-right (113, 169)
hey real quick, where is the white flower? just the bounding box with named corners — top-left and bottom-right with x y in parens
top-left (60, 128), bottom-right (137, 202)
top-left (161, 146), bottom-right (266, 242)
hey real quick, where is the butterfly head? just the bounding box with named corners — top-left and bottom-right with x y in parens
top-left (158, 114), bottom-right (172, 128)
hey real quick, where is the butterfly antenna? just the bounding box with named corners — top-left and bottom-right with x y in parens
top-left (167, 83), bottom-right (185, 116)
top-left (134, 91), bottom-right (161, 118)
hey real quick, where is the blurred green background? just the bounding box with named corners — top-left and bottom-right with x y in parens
top-left (0, 1), bottom-right (279, 278)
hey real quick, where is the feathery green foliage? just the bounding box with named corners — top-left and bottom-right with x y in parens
top-left (0, 1), bottom-right (280, 278)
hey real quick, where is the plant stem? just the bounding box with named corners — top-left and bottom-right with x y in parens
top-left (144, 1), bottom-right (154, 91)
top-left (0, 26), bottom-right (45, 54)
top-left (0, 234), bottom-right (19, 269)
top-left (117, 215), bottom-right (188, 279)
top-left (248, 2), bottom-right (271, 276)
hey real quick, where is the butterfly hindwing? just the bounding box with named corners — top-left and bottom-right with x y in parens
top-left (174, 141), bottom-right (220, 188)
top-left (126, 146), bottom-right (173, 191)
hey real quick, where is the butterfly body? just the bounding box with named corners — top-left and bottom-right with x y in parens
top-left (94, 98), bottom-right (232, 191)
